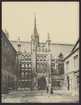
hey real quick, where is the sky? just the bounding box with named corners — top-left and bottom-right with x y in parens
top-left (2, 2), bottom-right (79, 44)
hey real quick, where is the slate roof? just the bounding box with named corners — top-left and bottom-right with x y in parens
top-left (71, 38), bottom-right (79, 53)
top-left (11, 40), bottom-right (74, 58)
top-left (64, 38), bottom-right (79, 60)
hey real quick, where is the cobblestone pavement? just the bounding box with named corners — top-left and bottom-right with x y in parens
top-left (1, 90), bottom-right (79, 103)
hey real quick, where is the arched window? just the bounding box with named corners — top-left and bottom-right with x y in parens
top-left (44, 55), bottom-right (46, 61)
top-left (5, 57), bottom-right (7, 63)
top-left (22, 55), bottom-right (24, 59)
top-left (25, 55), bottom-right (28, 60)
top-left (40, 55), bottom-right (43, 61)
top-left (29, 55), bottom-right (31, 60)
top-left (25, 63), bottom-right (28, 68)
top-left (25, 72), bottom-right (28, 75)
top-left (21, 72), bottom-right (24, 77)
top-left (39, 54), bottom-right (41, 60)
top-left (42, 45), bottom-right (44, 52)
top-left (37, 64), bottom-right (39, 69)
top-left (37, 55), bottom-right (39, 61)
top-left (40, 64), bottom-right (42, 70)
top-left (29, 63), bottom-right (31, 68)
top-left (22, 63), bottom-right (24, 68)
top-left (58, 53), bottom-right (63, 60)
top-left (46, 48), bottom-right (47, 52)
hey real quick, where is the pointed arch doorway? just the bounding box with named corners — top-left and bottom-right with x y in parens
top-left (38, 76), bottom-right (46, 90)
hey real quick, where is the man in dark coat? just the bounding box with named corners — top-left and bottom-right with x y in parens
top-left (50, 87), bottom-right (53, 95)
top-left (46, 86), bottom-right (49, 93)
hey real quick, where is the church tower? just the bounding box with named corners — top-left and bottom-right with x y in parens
top-left (46, 32), bottom-right (51, 86)
top-left (33, 13), bottom-right (39, 45)
top-left (31, 13), bottom-right (39, 89)
top-left (17, 37), bottom-right (21, 53)
top-left (31, 13), bottom-right (39, 53)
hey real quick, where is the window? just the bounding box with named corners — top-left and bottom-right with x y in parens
top-left (58, 53), bottom-right (63, 60)
top-left (40, 64), bottom-right (42, 70)
top-left (29, 57), bottom-right (31, 60)
top-left (25, 64), bottom-right (28, 68)
top-left (66, 61), bottom-right (69, 71)
top-left (25, 55), bottom-right (28, 60)
top-left (74, 55), bottom-right (78, 70)
top-left (37, 55), bottom-right (39, 61)
top-left (22, 64), bottom-right (24, 68)
top-left (21, 72), bottom-right (24, 77)
top-left (22, 55), bottom-right (24, 59)
top-left (29, 64), bottom-right (31, 68)
top-left (57, 81), bottom-right (60, 86)
top-left (5, 57), bottom-right (6, 62)
top-left (59, 64), bottom-right (64, 74)
top-left (39, 47), bottom-right (40, 52)
top-left (25, 72), bottom-right (28, 75)
top-left (40, 55), bottom-right (43, 61)
top-left (37, 64), bottom-right (39, 69)
top-left (56, 65), bottom-right (58, 69)
top-left (29, 72), bottom-right (30, 75)
top-left (77, 76), bottom-right (79, 86)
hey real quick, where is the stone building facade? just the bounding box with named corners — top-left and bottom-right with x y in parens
top-left (64, 39), bottom-right (79, 93)
top-left (51, 53), bottom-right (64, 90)
top-left (1, 30), bottom-right (18, 93)
top-left (10, 15), bottom-right (74, 90)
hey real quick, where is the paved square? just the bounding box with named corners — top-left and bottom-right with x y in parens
top-left (2, 90), bottom-right (79, 103)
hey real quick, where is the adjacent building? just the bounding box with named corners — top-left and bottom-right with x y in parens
top-left (1, 30), bottom-right (18, 93)
top-left (51, 53), bottom-right (64, 90)
top-left (64, 39), bottom-right (79, 93)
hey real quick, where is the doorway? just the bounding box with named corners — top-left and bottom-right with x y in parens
top-left (38, 76), bottom-right (46, 90)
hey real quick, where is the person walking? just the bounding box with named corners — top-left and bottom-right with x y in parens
top-left (50, 87), bottom-right (53, 95)
top-left (46, 86), bottom-right (49, 93)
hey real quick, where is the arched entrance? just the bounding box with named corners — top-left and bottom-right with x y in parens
top-left (38, 76), bottom-right (46, 90)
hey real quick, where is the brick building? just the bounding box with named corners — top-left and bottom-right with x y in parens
top-left (1, 30), bottom-right (18, 93)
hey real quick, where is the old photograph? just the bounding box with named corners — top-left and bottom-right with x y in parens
top-left (1, 1), bottom-right (79, 103)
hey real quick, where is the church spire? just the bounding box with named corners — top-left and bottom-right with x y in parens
top-left (34, 12), bottom-right (37, 35)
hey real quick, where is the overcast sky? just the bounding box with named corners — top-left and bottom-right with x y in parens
top-left (2, 2), bottom-right (79, 44)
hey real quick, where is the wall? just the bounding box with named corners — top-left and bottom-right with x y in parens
top-left (1, 30), bottom-right (18, 93)
top-left (64, 49), bottom-right (79, 91)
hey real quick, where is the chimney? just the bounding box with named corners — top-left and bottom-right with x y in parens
top-left (4, 29), bottom-right (9, 39)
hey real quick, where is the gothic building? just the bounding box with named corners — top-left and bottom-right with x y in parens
top-left (10, 15), bottom-right (74, 90)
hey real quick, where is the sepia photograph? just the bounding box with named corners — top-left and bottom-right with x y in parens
top-left (1, 1), bottom-right (79, 103)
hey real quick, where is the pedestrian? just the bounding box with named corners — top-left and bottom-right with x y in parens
top-left (50, 87), bottom-right (53, 95)
top-left (46, 86), bottom-right (49, 93)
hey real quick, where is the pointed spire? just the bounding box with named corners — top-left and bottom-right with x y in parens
top-left (18, 36), bottom-right (20, 43)
top-left (34, 12), bottom-right (37, 35)
top-left (4, 29), bottom-right (9, 39)
top-left (17, 36), bottom-right (21, 47)
top-left (48, 32), bottom-right (50, 40)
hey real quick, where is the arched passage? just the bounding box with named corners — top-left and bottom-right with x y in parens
top-left (38, 76), bottom-right (46, 90)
